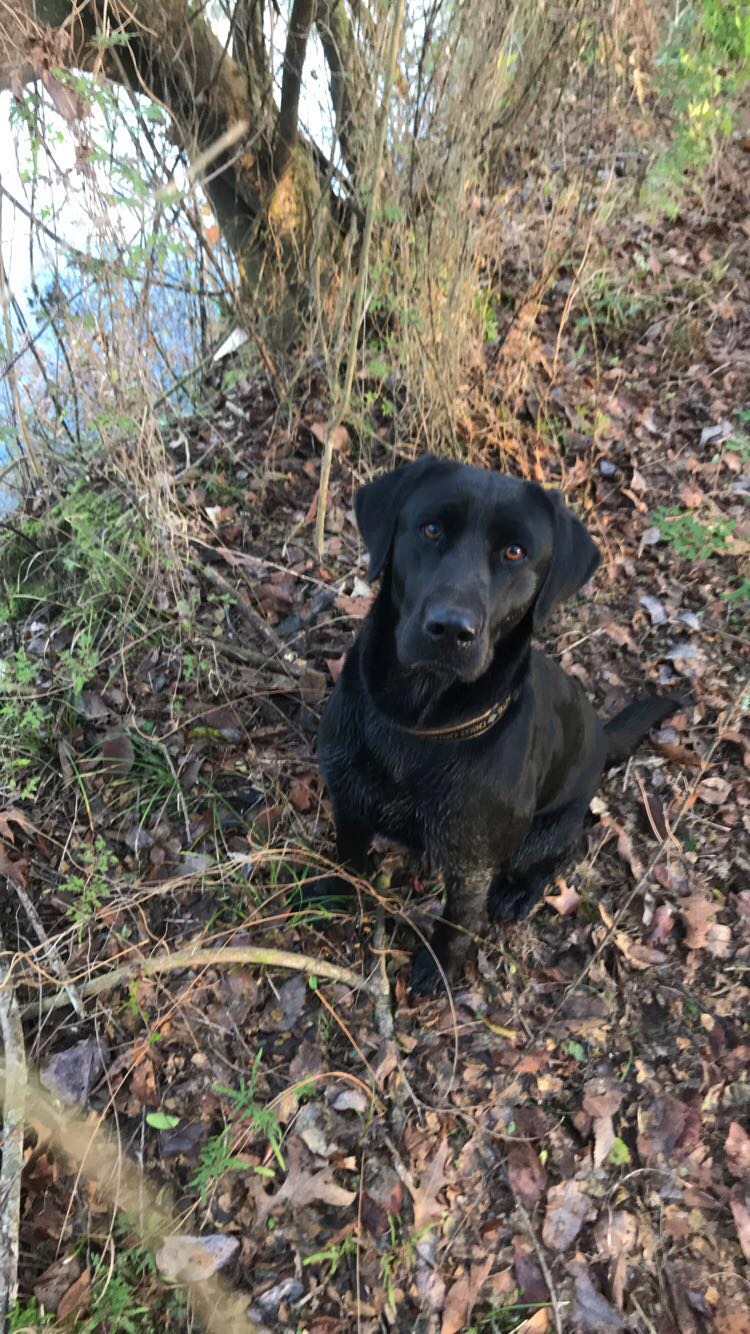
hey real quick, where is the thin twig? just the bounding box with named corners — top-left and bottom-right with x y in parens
top-left (513, 1196), bottom-right (564, 1334)
top-left (315, 0), bottom-right (407, 558)
top-left (0, 926), bottom-right (26, 1329)
top-left (12, 882), bottom-right (85, 1019)
top-left (18, 944), bottom-right (370, 1017)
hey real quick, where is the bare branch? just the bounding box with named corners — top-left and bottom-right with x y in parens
top-left (275, 0), bottom-right (316, 176)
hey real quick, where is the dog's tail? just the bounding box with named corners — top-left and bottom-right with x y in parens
top-left (604, 694), bottom-right (683, 763)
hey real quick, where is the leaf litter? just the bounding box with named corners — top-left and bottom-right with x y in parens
top-left (2, 145), bottom-right (749, 1333)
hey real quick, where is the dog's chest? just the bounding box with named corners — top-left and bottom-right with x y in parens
top-left (339, 735), bottom-right (533, 866)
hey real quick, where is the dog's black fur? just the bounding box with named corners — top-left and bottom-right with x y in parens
top-left (316, 455), bottom-right (678, 994)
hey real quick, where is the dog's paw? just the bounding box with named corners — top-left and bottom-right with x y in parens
top-left (409, 945), bottom-right (456, 996)
top-left (487, 877), bottom-right (535, 923)
top-left (289, 875), bottom-right (354, 916)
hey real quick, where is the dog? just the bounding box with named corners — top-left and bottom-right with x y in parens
top-left (315, 455), bottom-right (678, 994)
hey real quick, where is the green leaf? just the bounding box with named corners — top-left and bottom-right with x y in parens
top-left (146, 1111), bottom-right (180, 1130)
top-left (308, 975), bottom-right (318, 991)
top-left (567, 1040), bottom-right (587, 1063)
top-left (607, 1136), bottom-right (631, 1166)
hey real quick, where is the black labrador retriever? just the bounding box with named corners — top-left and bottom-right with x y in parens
top-left (316, 455), bottom-right (677, 994)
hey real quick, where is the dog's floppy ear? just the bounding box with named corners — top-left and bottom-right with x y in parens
top-left (533, 489), bottom-right (599, 628)
top-left (355, 453), bottom-right (447, 582)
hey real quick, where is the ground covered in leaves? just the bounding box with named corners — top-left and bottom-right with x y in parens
top-left (1, 149), bottom-right (749, 1333)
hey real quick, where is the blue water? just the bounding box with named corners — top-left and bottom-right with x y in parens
top-left (1, 248), bottom-right (227, 512)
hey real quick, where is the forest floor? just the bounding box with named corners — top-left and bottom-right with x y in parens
top-left (1, 143), bottom-right (749, 1333)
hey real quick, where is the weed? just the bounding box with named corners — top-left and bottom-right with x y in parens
top-left (302, 1233), bottom-right (358, 1276)
top-left (7, 1297), bottom-right (55, 1330)
top-left (466, 1302), bottom-right (551, 1333)
top-left (190, 1052), bottom-right (286, 1200)
top-left (0, 646), bottom-right (47, 800)
top-left (189, 1125), bottom-right (249, 1201)
top-left (213, 1049), bottom-right (286, 1170)
top-left (653, 507), bottom-right (736, 560)
top-left (649, 0), bottom-right (750, 209)
top-left (60, 836), bottom-right (118, 935)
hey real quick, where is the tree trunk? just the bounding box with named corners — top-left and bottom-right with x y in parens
top-left (0, 0), bottom-right (338, 338)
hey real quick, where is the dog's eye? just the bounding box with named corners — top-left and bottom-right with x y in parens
top-left (420, 521), bottom-right (443, 542)
top-left (502, 544), bottom-right (526, 562)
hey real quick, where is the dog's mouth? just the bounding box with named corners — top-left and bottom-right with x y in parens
top-left (395, 633), bottom-right (492, 683)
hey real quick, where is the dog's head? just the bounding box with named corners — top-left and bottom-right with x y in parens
top-left (356, 455), bottom-right (599, 682)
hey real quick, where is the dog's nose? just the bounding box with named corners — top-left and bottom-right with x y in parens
top-left (424, 605), bottom-right (479, 647)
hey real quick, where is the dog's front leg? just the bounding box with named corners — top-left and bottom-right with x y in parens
top-left (409, 868), bottom-right (492, 995)
top-left (300, 808), bottom-right (372, 911)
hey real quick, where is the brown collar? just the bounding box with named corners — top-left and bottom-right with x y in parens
top-left (395, 693), bottom-right (514, 743)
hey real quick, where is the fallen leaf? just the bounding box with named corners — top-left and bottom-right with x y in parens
top-left (56, 1268), bottom-right (91, 1320)
top-left (544, 879), bottom-right (581, 915)
top-left (542, 1179), bottom-right (595, 1250)
top-left (0, 808), bottom-right (37, 842)
top-left (288, 778), bottom-right (313, 812)
top-left (40, 1038), bottom-right (108, 1107)
top-left (636, 1094), bottom-right (694, 1162)
top-left (441, 1256), bottom-right (493, 1334)
top-left (583, 1075), bottom-right (623, 1168)
top-left (648, 903), bottom-right (676, 944)
top-left (412, 1139), bottom-right (450, 1231)
top-left (325, 654), bottom-right (346, 683)
top-left (334, 594), bottom-right (372, 618)
top-left (0, 846), bottom-right (28, 885)
top-left (682, 891), bottom-right (732, 957)
top-left (513, 1239), bottom-right (549, 1304)
top-left (41, 66), bottom-right (90, 123)
top-left (725, 1122), bottom-right (750, 1180)
top-left (571, 1262), bottom-right (625, 1330)
top-left (34, 1256), bottom-right (83, 1314)
top-left (730, 1189), bottom-right (750, 1260)
top-left (696, 775), bottom-right (732, 806)
top-left (156, 1233), bottom-right (239, 1282)
top-left (259, 976), bottom-right (307, 1033)
top-left (639, 594), bottom-right (668, 625)
top-left (614, 931), bottom-right (668, 969)
top-left (309, 421), bottom-right (350, 452)
top-left (100, 731), bottom-right (135, 775)
top-left (507, 1140), bottom-right (547, 1209)
top-left (252, 1138), bottom-right (356, 1227)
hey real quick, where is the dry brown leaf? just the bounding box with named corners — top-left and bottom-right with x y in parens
top-left (309, 422), bottom-right (350, 452)
top-left (412, 1139), bottom-right (450, 1231)
top-left (441, 1256), bottom-right (493, 1334)
top-left (0, 846), bottom-right (28, 886)
top-left (682, 891), bottom-right (732, 956)
top-left (333, 594), bottom-right (372, 618)
top-left (252, 1138), bottom-right (356, 1227)
top-left (544, 879), bottom-right (581, 915)
top-left (571, 1262), bottom-right (626, 1330)
top-left (56, 1268), bottom-right (91, 1320)
top-left (725, 1122), bottom-right (750, 1180)
top-left (696, 775), bottom-right (732, 806)
top-left (730, 1190), bottom-right (750, 1261)
top-left (34, 1257), bottom-right (83, 1314)
top-left (288, 778), bottom-right (313, 812)
top-left (507, 1140), bottom-right (547, 1209)
top-left (614, 931), bottom-right (668, 969)
top-left (583, 1076), bottom-right (623, 1168)
top-left (542, 1179), bottom-right (595, 1251)
top-left (0, 808), bottom-right (37, 842)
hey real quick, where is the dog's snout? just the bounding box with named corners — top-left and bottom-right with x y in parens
top-left (424, 604), bottom-right (479, 648)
